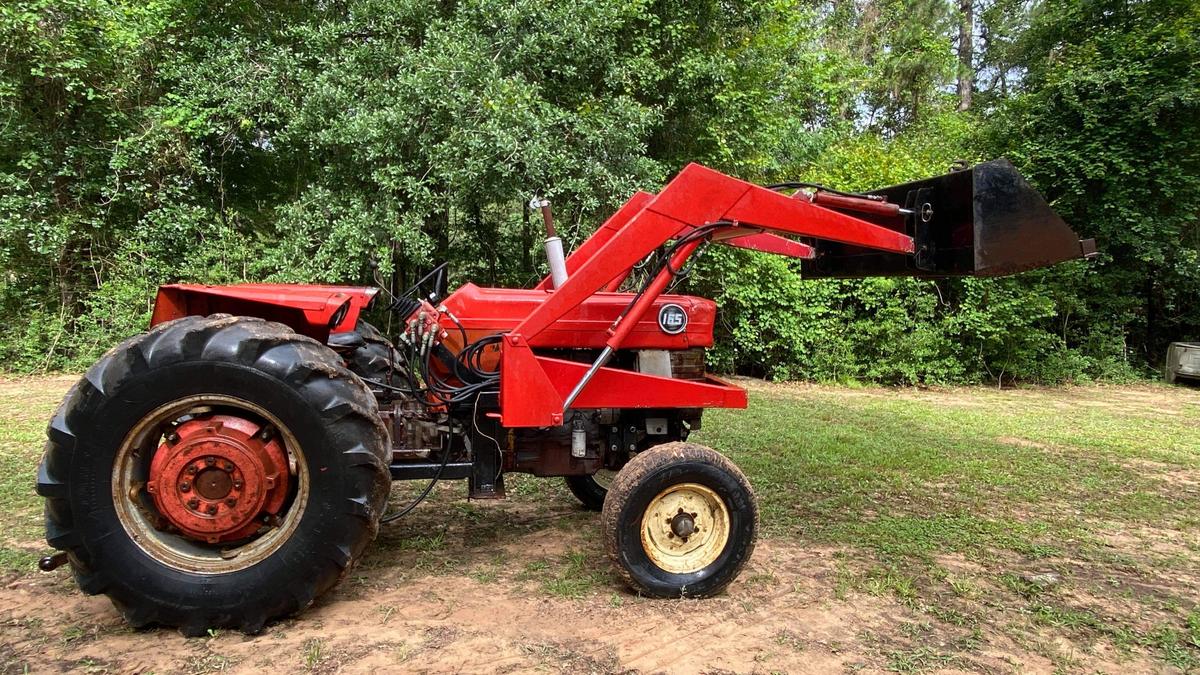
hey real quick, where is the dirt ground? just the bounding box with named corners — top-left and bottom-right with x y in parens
top-left (5, 517), bottom-right (1151, 675)
top-left (1, 376), bottom-right (1198, 674)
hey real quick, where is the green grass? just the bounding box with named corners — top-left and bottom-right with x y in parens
top-left (691, 382), bottom-right (1200, 669)
top-left (2, 376), bottom-right (1199, 670)
top-left (693, 384), bottom-right (1200, 555)
top-left (0, 376), bottom-right (75, 571)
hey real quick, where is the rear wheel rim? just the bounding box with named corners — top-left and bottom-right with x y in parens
top-left (111, 394), bottom-right (309, 574)
top-left (639, 482), bottom-right (730, 574)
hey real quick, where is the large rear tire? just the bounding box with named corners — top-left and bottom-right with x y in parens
top-left (602, 442), bottom-right (757, 598)
top-left (331, 319), bottom-right (407, 394)
top-left (37, 315), bottom-right (391, 635)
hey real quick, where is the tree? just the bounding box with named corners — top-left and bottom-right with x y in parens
top-left (956, 0), bottom-right (974, 110)
top-left (987, 0), bottom-right (1200, 369)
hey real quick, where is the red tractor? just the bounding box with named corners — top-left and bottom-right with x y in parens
top-left (36, 161), bottom-right (1094, 634)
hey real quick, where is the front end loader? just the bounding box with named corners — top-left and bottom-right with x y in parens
top-left (36, 160), bottom-right (1094, 634)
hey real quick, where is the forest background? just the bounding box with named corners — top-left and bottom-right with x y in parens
top-left (2, 0), bottom-right (1197, 383)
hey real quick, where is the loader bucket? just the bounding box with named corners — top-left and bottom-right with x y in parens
top-left (802, 159), bottom-right (1096, 278)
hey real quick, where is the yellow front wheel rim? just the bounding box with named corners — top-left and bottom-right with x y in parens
top-left (640, 483), bottom-right (730, 574)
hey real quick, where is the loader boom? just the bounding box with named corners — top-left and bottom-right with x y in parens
top-left (498, 160), bottom-right (1094, 426)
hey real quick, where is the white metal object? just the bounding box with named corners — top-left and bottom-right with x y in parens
top-left (1165, 342), bottom-right (1200, 384)
top-left (636, 350), bottom-right (672, 377)
top-left (571, 415), bottom-right (587, 458)
top-left (645, 417), bottom-right (668, 435)
top-left (544, 236), bottom-right (568, 289)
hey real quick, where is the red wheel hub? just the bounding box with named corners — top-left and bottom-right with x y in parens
top-left (147, 414), bottom-right (290, 544)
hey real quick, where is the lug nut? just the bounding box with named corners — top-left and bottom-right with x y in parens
top-left (166, 432), bottom-right (180, 445)
top-left (222, 461), bottom-right (234, 472)
top-left (179, 482), bottom-right (191, 492)
top-left (225, 498), bottom-right (237, 507)
top-left (232, 480), bottom-right (243, 489)
top-left (186, 465), bottom-right (198, 475)
top-left (206, 504), bottom-right (218, 515)
top-left (204, 457), bottom-right (216, 467)
top-left (187, 498), bottom-right (200, 509)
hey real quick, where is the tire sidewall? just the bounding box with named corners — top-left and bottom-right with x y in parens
top-left (614, 460), bottom-right (754, 597)
top-left (565, 474), bottom-right (608, 511)
top-left (70, 360), bottom-right (372, 612)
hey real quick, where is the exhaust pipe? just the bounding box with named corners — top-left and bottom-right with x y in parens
top-left (803, 159), bottom-right (1097, 278)
top-left (532, 196), bottom-right (569, 289)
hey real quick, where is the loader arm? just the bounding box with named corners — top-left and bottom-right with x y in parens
top-left (500, 163), bottom-right (917, 427)
top-left (500, 161), bottom-right (1094, 427)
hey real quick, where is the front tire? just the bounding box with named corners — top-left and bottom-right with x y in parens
top-left (37, 315), bottom-right (391, 635)
top-left (602, 442), bottom-right (757, 598)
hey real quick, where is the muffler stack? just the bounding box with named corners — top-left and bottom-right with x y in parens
top-left (804, 159), bottom-right (1096, 278)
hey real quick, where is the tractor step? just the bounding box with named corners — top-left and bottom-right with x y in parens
top-left (389, 461), bottom-right (473, 481)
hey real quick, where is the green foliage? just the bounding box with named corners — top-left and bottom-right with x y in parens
top-left (0, 0), bottom-right (1195, 383)
top-left (987, 0), bottom-right (1200, 372)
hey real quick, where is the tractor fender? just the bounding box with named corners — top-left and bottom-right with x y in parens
top-left (149, 283), bottom-right (378, 341)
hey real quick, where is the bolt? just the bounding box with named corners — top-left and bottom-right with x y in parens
top-left (233, 480), bottom-right (243, 490)
top-left (222, 461), bottom-right (234, 472)
top-left (610, 444), bottom-right (618, 452)
top-left (204, 457), bottom-right (216, 467)
top-left (681, 536), bottom-right (689, 543)
top-left (668, 532), bottom-right (674, 539)
top-left (179, 482), bottom-right (191, 492)
top-left (206, 504), bottom-right (218, 515)
top-left (186, 465), bottom-right (198, 475)
top-left (166, 432), bottom-right (180, 445)
top-left (628, 443), bottom-right (636, 451)
top-left (225, 498), bottom-right (237, 507)
top-left (187, 498), bottom-right (200, 509)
